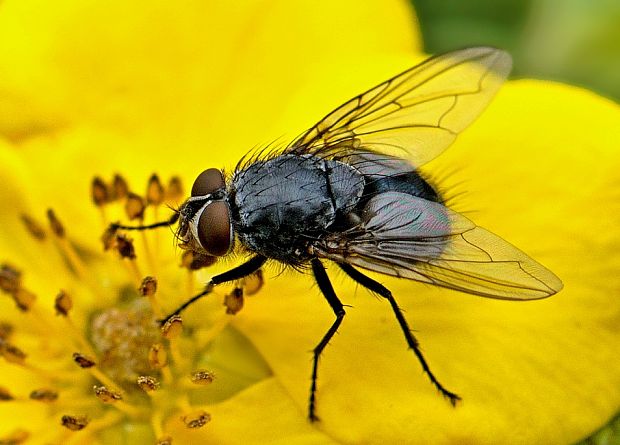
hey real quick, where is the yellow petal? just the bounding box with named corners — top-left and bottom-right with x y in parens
top-left (0, 0), bottom-right (420, 143)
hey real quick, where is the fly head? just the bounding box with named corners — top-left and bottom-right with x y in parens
top-left (176, 168), bottom-right (233, 257)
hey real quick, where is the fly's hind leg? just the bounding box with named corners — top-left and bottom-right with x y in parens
top-left (338, 263), bottom-right (460, 405)
top-left (309, 258), bottom-right (346, 422)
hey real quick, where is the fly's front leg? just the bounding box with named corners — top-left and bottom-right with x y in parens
top-left (338, 263), bottom-right (460, 405)
top-left (309, 258), bottom-right (346, 422)
top-left (159, 255), bottom-right (267, 325)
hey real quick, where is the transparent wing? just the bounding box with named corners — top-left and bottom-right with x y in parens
top-left (287, 47), bottom-right (512, 167)
top-left (315, 192), bottom-right (562, 300)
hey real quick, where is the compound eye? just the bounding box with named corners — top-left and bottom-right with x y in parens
top-left (191, 168), bottom-right (225, 197)
top-left (197, 201), bottom-right (232, 256)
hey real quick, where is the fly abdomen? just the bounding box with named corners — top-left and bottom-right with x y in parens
top-left (362, 171), bottom-right (441, 204)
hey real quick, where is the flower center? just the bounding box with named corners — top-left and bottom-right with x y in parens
top-left (0, 173), bottom-right (270, 444)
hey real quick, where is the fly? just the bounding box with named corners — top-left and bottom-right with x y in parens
top-left (111, 47), bottom-right (563, 422)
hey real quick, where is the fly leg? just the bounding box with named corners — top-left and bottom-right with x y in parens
top-left (309, 258), bottom-right (346, 422)
top-left (159, 255), bottom-right (267, 325)
top-left (338, 263), bottom-right (460, 405)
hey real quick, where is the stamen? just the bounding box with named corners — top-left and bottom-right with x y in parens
top-left (242, 269), bottom-right (264, 296)
top-left (125, 193), bottom-right (146, 221)
top-left (0, 263), bottom-right (22, 294)
top-left (0, 339), bottom-right (27, 364)
top-left (147, 174), bottom-right (165, 206)
top-left (29, 388), bottom-right (59, 402)
top-left (0, 322), bottom-right (13, 339)
top-left (181, 410), bottom-right (211, 429)
top-left (114, 233), bottom-right (143, 284)
top-left (46, 209), bottom-right (65, 238)
top-left (11, 287), bottom-right (36, 311)
top-left (190, 370), bottom-right (215, 386)
top-left (85, 367), bottom-right (125, 400)
top-left (157, 435), bottom-right (173, 445)
top-left (139, 276), bottom-right (161, 317)
top-left (0, 386), bottom-right (14, 400)
top-left (72, 352), bottom-right (96, 369)
top-left (161, 315), bottom-right (182, 340)
top-left (224, 288), bottom-right (244, 315)
top-left (167, 176), bottom-right (184, 203)
top-left (46, 209), bottom-right (88, 280)
top-left (112, 174), bottom-right (129, 201)
top-left (92, 176), bottom-right (110, 226)
top-left (180, 251), bottom-right (217, 271)
top-left (148, 343), bottom-right (167, 369)
top-left (161, 315), bottom-right (185, 369)
top-left (54, 290), bottom-right (73, 316)
top-left (91, 177), bottom-right (109, 207)
top-left (61, 415), bottom-right (89, 431)
top-left (148, 343), bottom-right (173, 383)
top-left (101, 225), bottom-right (118, 251)
top-left (139, 276), bottom-right (158, 297)
top-left (20, 214), bottom-right (46, 240)
top-left (0, 264), bottom-right (37, 312)
top-left (151, 409), bottom-right (168, 443)
top-left (146, 174), bottom-right (165, 265)
top-left (115, 234), bottom-right (137, 259)
top-left (137, 376), bottom-right (160, 393)
top-left (93, 385), bottom-right (123, 403)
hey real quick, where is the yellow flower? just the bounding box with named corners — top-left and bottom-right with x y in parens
top-left (0, 1), bottom-right (619, 445)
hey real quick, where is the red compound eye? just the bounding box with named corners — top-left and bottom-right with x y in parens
top-left (191, 168), bottom-right (225, 197)
top-left (197, 201), bottom-right (232, 256)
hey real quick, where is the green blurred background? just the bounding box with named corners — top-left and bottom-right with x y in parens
top-left (412, 2), bottom-right (620, 443)
top-left (413, 0), bottom-right (620, 102)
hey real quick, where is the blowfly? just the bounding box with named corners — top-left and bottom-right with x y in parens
top-left (112, 47), bottom-right (563, 421)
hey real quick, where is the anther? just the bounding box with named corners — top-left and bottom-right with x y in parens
top-left (46, 209), bottom-right (65, 238)
top-left (12, 288), bottom-right (36, 311)
top-left (55, 290), bottom-right (73, 316)
top-left (167, 176), bottom-right (184, 202)
top-left (161, 315), bottom-right (182, 340)
top-left (224, 288), bottom-right (244, 315)
top-left (242, 269), bottom-right (264, 296)
top-left (20, 214), bottom-right (46, 240)
top-left (115, 234), bottom-right (137, 259)
top-left (91, 177), bottom-right (109, 206)
top-left (148, 344), bottom-right (167, 369)
top-left (0, 264), bottom-right (21, 294)
top-left (29, 388), bottom-right (59, 402)
top-left (61, 415), bottom-right (89, 431)
top-left (101, 225), bottom-right (118, 251)
top-left (73, 352), bottom-right (96, 368)
top-left (0, 340), bottom-right (27, 364)
top-left (0, 386), bottom-right (14, 400)
top-left (136, 376), bottom-right (160, 392)
top-left (112, 174), bottom-right (129, 200)
top-left (157, 436), bottom-right (173, 445)
top-left (0, 322), bottom-right (13, 339)
top-left (93, 385), bottom-right (123, 403)
top-left (139, 276), bottom-right (157, 297)
top-left (125, 192), bottom-right (146, 220)
top-left (182, 410), bottom-right (211, 429)
top-left (147, 174), bottom-right (165, 206)
top-left (180, 250), bottom-right (217, 270)
top-left (190, 370), bottom-right (215, 385)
